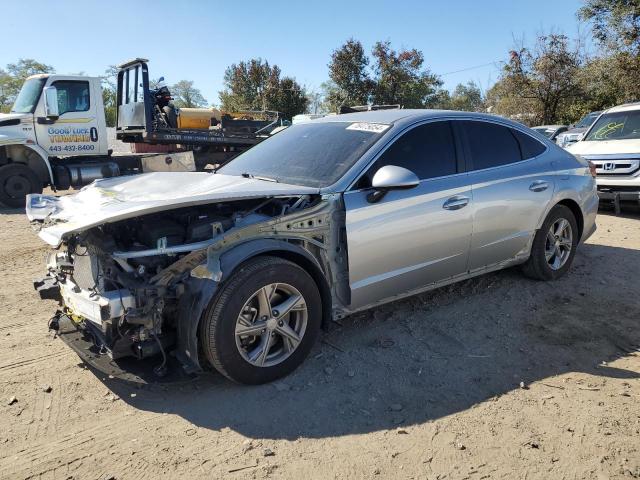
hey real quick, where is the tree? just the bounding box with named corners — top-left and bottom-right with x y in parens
top-left (326, 39), bottom-right (373, 111)
top-left (370, 41), bottom-right (444, 108)
top-left (171, 80), bottom-right (207, 108)
top-left (489, 34), bottom-right (583, 125)
top-left (0, 59), bottom-right (54, 112)
top-left (101, 66), bottom-right (118, 127)
top-left (447, 82), bottom-right (486, 112)
top-left (219, 58), bottom-right (307, 120)
top-left (579, 0), bottom-right (640, 103)
top-left (579, 0), bottom-right (640, 53)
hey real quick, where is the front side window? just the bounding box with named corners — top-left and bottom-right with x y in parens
top-left (461, 121), bottom-right (522, 170)
top-left (576, 112), bottom-right (600, 129)
top-left (52, 81), bottom-right (90, 115)
top-left (358, 121), bottom-right (457, 187)
top-left (584, 110), bottom-right (640, 141)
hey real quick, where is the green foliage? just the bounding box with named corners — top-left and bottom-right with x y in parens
top-left (0, 58), bottom-right (54, 113)
top-left (441, 81), bottom-right (486, 112)
top-left (101, 65), bottom-right (118, 128)
top-left (488, 34), bottom-right (583, 125)
top-left (219, 58), bottom-right (307, 120)
top-left (579, 0), bottom-right (640, 53)
top-left (324, 39), bottom-right (447, 112)
top-left (171, 80), bottom-right (208, 108)
top-left (325, 39), bottom-right (373, 111)
top-left (371, 40), bottom-right (444, 108)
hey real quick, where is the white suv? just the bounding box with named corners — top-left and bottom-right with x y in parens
top-left (568, 102), bottom-right (640, 210)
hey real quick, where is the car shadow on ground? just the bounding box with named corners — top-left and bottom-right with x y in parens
top-left (89, 240), bottom-right (640, 440)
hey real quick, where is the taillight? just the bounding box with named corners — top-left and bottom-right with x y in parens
top-left (588, 161), bottom-right (597, 178)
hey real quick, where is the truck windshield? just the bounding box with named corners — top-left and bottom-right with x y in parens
top-left (219, 121), bottom-right (388, 188)
top-left (584, 110), bottom-right (640, 141)
top-left (11, 77), bottom-right (46, 114)
top-left (576, 112), bottom-right (599, 129)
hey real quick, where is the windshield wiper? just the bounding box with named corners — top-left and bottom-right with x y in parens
top-left (241, 172), bottom-right (279, 183)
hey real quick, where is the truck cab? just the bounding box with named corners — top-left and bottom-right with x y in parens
top-left (0, 74), bottom-right (115, 207)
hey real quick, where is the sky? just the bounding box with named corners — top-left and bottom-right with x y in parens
top-left (1, 0), bottom-right (591, 105)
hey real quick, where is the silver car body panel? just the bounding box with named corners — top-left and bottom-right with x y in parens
top-left (26, 172), bottom-right (319, 246)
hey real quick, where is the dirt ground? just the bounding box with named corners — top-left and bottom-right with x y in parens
top-left (0, 202), bottom-right (639, 480)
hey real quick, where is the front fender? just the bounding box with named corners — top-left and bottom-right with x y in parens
top-left (0, 135), bottom-right (54, 184)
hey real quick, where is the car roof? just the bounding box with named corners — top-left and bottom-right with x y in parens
top-left (313, 108), bottom-right (522, 127)
top-left (606, 102), bottom-right (640, 113)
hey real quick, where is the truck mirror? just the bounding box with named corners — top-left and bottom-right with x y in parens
top-left (43, 86), bottom-right (59, 119)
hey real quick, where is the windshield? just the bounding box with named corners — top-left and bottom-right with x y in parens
top-left (219, 121), bottom-right (388, 188)
top-left (575, 112), bottom-right (599, 129)
top-left (11, 77), bottom-right (46, 114)
top-left (584, 110), bottom-right (640, 141)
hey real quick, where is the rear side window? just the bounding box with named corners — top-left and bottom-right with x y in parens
top-left (512, 129), bottom-right (546, 159)
top-left (461, 121), bottom-right (521, 170)
top-left (367, 121), bottom-right (457, 183)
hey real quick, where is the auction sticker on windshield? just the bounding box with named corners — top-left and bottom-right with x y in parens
top-left (346, 122), bottom-right (390, 133)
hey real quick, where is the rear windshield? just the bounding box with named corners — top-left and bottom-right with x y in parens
top-left (219, 122), bottom-right (387, 188)
top-left (584, 110), bottom-right (640, 141)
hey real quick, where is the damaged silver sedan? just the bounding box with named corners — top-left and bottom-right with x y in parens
top-left (28, 110), bottom-right (598, 384)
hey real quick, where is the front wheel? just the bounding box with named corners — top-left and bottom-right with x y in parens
top-left (522, 205), bottom-right (579, 281)
top-left (0, 163), bottom-right (43, 208)
top-left (200, 256), bottom-right (322, 384)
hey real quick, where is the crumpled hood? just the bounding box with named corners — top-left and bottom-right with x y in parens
top-left (567, 139), bottom-right (640, 155)
top-left (27, 171), bottom-right (319, 246)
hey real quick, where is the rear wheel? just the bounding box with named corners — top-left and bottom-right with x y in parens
top-left (200, 256), bottom-right (322, 384)
top-left (522, 205), bottom-right (578, 280)
top-left (0, 163), bottom-right (43, 208)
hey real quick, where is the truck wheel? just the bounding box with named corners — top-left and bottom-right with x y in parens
top-left (0, 163), bottom-right (43, 208)
top-left (200, 256), bottom-right (322, 384)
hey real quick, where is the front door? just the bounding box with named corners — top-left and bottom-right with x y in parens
top-left (35, 78), bottom-right (106, 157)
top-left (344, 121), bottom-right (473, 310)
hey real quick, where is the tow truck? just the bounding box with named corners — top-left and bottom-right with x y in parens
top-left (0, 58), bottom-right (280, 207)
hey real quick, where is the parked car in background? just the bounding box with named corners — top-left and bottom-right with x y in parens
top-left (567, 102), bottom-right (640, 210)
top-left (28, 110), bottom-right (598, 385)
top-left (556, 111), bottom-right (602, 148)
top-left (532, 125), bottom-right (568, 142)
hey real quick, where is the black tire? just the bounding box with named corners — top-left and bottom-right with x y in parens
top-left (0, 163), bottom-right (43, 208)
top-left (522, 205), bottom-right (579, 281)
top-left (200, 256), bottom-right (322, 384)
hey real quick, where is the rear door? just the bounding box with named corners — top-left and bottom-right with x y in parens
top-left (457, 120), bottom-right (554, 270)
top-left (344, 120), bottom-right (473, 309)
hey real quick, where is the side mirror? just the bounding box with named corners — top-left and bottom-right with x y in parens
top-left (43, 86), bottom-right (59, 118)
top-left (367, 165), bottom-right (419, 203)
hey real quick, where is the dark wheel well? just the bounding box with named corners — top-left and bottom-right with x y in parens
top-left (556, 199), bottom-right (584, 241)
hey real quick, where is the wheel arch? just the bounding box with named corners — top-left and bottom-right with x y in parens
top-left (4, 143), bottom-right (54, 186)
top-left (555, 198), bottom-right (584, 241)
top-left (218, 239), bottom-right (333, 330)
top-left (174, 239), bottom-right (334, 374)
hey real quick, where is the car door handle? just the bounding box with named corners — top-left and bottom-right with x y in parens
top-left (442, 195), bottom-right (470, 210)
top-left (529, 180), bottom-right (549, 192)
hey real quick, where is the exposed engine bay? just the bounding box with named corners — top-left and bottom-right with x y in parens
top-left (33, 188), bottom-right (349, 376)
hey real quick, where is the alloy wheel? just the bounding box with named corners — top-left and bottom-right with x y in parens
top-left (545, 218), bottom-right (573, 271)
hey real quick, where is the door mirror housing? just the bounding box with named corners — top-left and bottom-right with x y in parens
top-left (43, 86), bottom-right (59, 119)
top-left (367, 165), bottom-right (419, 203)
